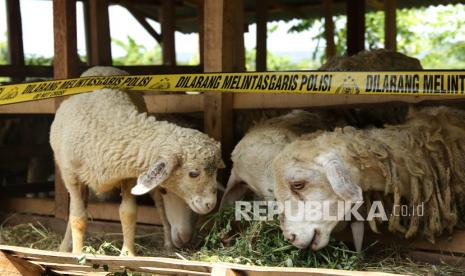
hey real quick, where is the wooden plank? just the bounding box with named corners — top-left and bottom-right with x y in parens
top-left (6, 0), bottom-right (25, 83)
top-left (256, 0), bottom-right (267, 71)
top-left (53, 0), bottom-right (79, 221)
top-left (144, 94), bottom-right (203, 113)
top-left (0, 144), bottom-right (51, 159)
top-left (0, 99), bottom-right (56, 114)
top-left (384, 0), bottom-right (397, 51)
top-left (0, 197), bottom-right (55, 216)
top-left (323, 0), bottom-right (336, 59)
top-left (346, 0), bottom-right (365, 55)
top-left (412, 230), bottom-right (465, 254)
top-left (0, 65), bottom-right (53, 78)
top-left (160, 0), bottom-right (177, 65)
top-left (88, 202), bottom-right (162, 225)
top-left (2, 182), bottom-right (54, 196)
top-left (0, 245), bottom-right (403, 276)
top-left (203, 0), bottom-right (245, 172)
top-left (232, 93), bottom-right (465, 109)
top-left (87, 0), bottom-right (112, 65)
top-left (408, 251), bottom-right (465, 268)
top-left (0, 245), bottom-right (213, 274)
top-left (0, 212), bottom-right (163, 236)
top-left (0, 251), bottom-right (44, 276)
top-left (0, 197), bottom-right (161, 225)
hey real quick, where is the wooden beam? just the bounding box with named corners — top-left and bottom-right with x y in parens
top-left (268, 0), bottom-right (306, 18)
top-left (323, 0), bottom-right (336, 59)
top-left (6, 0), bottom-right (25, 83)
top-left (53, 0), bottom-right (79, 221)
top-left (125, 5), bottom-right (162, 44)
top-left (0, 65), bottom-right (53, 78)
top-left (160, 0), bottom-right (176, 65)
top-left (198, 0), bottom-right (204, 66)
top-left (256, 0), bottom-right (267, 71)
top-left (0, 197), bottom-right (161, 225)
top-left (87, 0), bottom-right (112, 65)
top-left (0, 251), bottom-right (44, 276)
top-left (384, 0), bottom-right (397, 51)
top-left (346, 0), bottom-right (365, 55)
top-left (203, 0), bottom-right (245, 171)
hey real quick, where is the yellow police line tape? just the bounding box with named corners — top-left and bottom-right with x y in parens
top-left (1, 71), bottom-right (465, 106)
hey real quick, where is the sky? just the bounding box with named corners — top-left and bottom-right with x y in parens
top-left (0, 0), bottom-right (319, 62)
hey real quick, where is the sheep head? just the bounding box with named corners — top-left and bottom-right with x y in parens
top-left (272, 136), bottom-right (362, 250)
top-left (162, 189), bottom-right (197, 248)
top-left (132, 131), bottom-right (224, 215)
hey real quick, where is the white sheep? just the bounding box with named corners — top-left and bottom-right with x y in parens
top-left (272, 106), bottom-right (465, 251)
top-left (221, 110), bottom-right (335, 205)
top-left (51, 66), bottom-right (223, 255)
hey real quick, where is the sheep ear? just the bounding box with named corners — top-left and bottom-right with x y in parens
top-left (220, 172), bottom-right (248, 207)
top-left (131, 157), bottom-right (177, 195)
top-left (315, 152), bottom-right (363, 202)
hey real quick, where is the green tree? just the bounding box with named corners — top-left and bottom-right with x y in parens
top-left (112, 36), bottom-right (162, 65)
top-left (289, 4), bottom-right (465, 69)
top-left (0, 38), bottom-right (7, 65)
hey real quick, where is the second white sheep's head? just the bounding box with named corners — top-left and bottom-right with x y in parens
top-left (272, 134), bottom-right (363, 251)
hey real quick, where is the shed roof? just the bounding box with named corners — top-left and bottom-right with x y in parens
top-left (115, 0), bottom-right (465, 34)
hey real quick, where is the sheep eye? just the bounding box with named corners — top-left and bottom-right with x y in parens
top-left (189, 170), bottom-right (200, 178)
top-left (290, 180), bottom-right (306, 191)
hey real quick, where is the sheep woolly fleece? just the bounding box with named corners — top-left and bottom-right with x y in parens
top-left (50, 69), bottom-right (222, 195)
top-left (299, 106), bottom-right (465, 242)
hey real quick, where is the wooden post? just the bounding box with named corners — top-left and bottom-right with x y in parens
top-left (53, 0), bottom-right (78, 220)
top-left (384, 0), bottom-right (397, 51)
top-left (323, 0), bottom-right (336, 59)
top-left (203, 0), bottom-right (245, 171)
top-left (160, 0), bottom-right (176, 66)
top-left (255, 0), bottom-right (267, 71)
top-left (346, 0), bottom-right (365, 55)
top-left (6, 0), bottom-right (25, 83)
top-left (198, 0), bottom-right (204, 66)
top-left (87, 0), bottom-right (112, 65)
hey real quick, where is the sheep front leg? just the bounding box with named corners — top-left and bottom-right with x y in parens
top-left (150, 189), bottom-right (173, 249)
top-left (120, 180), bottom-right (137, 256)
top-left (65, 177), bottom-right (88, 254)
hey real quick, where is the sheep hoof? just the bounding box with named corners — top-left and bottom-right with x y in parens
top-left (164, 242), bottom-right (174, 250)
top-left (120, 248), bottom-right (135, 257)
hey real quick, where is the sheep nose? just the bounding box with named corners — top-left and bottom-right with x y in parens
top-left (177, 232), bottom-right (192, 244)
top-left (286, 233), bottom-right (296, 243)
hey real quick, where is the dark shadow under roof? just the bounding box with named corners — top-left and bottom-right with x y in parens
top-left (112, 0), bottom-right (465, 34)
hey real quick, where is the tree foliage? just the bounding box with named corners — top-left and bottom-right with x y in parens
top-left (288, 4), bottom-right (465, 69)
top-left (112, 36), bottom-right (162, 65)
